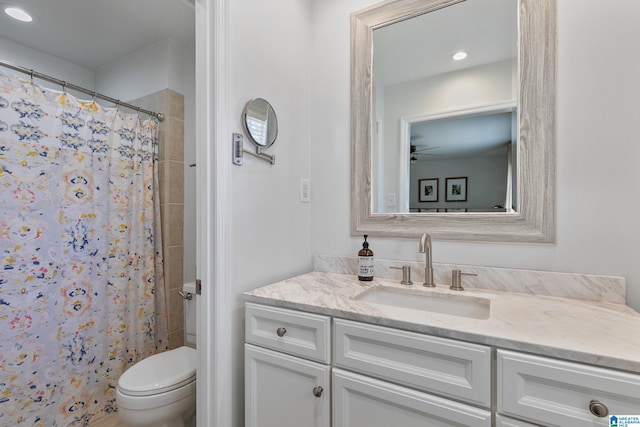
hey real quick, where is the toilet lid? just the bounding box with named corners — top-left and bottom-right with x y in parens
top-left (118, 346), bottom-right (197, 396)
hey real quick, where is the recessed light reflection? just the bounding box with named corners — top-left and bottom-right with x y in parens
top-left (4, 7), bottom-right (33, 22)
top-left (452, 51), bottom-right (468, 61)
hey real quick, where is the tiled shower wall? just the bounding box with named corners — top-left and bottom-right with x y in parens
top-left (130, 89), bottom-right (185, 350)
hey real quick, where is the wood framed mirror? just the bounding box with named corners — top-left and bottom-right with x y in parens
top-left (351, 0), bottom-right (556, 243)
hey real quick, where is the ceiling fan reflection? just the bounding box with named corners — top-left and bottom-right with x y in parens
top-left (410, 144), bottom-right (442, 161)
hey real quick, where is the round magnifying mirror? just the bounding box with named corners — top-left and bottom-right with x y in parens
top-left (242, 98), bottom-right (278, 148)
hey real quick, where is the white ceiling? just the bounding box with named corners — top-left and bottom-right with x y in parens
top-left (0, 0), bottom-right (195, 70)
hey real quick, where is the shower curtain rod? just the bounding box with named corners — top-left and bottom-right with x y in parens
top-left (0, 59), bottom-right (165, 122)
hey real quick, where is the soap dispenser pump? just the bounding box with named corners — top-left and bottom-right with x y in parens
top-left (358, 235), bottom-right (374, 281)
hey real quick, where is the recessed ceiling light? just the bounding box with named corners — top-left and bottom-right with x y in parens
top-left (452, 51), bottom-right (468, 61)
top-left (4, 6), bottom-right (33, 22)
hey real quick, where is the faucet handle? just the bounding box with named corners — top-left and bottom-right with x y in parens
top-left (390, 265), bottom-right (413, 286)
top-left (451, 269), bottom-right (477, 291)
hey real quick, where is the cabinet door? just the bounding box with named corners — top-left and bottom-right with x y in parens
top-left (245, 344), bottom-right (330, 427)
top-left (333, 368), bottom-right (491, 427)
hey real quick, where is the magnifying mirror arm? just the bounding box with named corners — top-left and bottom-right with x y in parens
top-left (251, 146), bottom-right (276, 165)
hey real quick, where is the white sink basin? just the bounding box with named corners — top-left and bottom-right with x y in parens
top-left (355, 287), bottom-right (490, 319)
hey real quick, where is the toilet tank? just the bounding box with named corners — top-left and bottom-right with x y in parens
top-left (183, 281), bottom-right (197, 348)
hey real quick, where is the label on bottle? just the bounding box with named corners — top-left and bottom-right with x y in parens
top-left (358, 256), bottom-right (374, 278)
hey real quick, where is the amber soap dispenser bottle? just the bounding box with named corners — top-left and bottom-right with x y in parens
top-left (358, 235), bottom-right (374, 281)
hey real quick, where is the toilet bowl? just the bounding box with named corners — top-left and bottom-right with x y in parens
top-left (116, 345), bottom-right (197, 427)
top-left (117, 282), bottom-right (198, 426)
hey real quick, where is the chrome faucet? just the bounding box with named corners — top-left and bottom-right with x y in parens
top-left (419, 233), bottom-right (435, 287)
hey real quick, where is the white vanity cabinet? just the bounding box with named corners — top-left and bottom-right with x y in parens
top-left (498, 350), bottom-right (640, 427)
top-left (245, 301), bottom-right (640, 427)
top-left (244, 303), bottom-right (331, 427)
top-left (244, 304), bottom-right (492, 427)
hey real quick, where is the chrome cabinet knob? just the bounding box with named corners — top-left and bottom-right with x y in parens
top-left (589, 399), bottom-right (609, 418)
top-left (312, 386), bottom-right (323, 398)
top-left (276, 327), bottom-right (287, 337)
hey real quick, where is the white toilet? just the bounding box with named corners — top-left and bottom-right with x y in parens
top-left (116, 282), bottom-right (197, 427)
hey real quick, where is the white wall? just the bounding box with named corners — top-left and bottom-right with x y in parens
top-left (0, 37), bottom-right (95, 95)
top-left (309, 0), bottom-right (377, 251)
top-left (96, 39), bottom-right (186, 102)
top-left (227, 1), bottom-right (313, 424)
top-left (309, 0), bottom-right (640, 311)
top-left (1, 36), bottom-right (191, 108)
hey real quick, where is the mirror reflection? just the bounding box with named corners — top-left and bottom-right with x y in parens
top-left (243, 98), bottom-right (278, 148)
top-left (371, 0), bottom-right (518, 214)
top-left (408, 105), bottom-right (517, 213)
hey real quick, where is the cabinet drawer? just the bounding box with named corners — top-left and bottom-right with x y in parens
top-left (334, 319), bottom-right (492, 407)
top-left (245, 303), bottom-right (331, 363)
top-left (333, 368), bottom-right (491, 427)
top-left (498, 350), bottom-right (640, 427)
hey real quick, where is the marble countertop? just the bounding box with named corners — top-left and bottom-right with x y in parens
top-left (243, 271), bottom-right (640, 374)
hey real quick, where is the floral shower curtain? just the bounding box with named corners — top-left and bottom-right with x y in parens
top-left (0, 70), bottom-right (168, 426)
